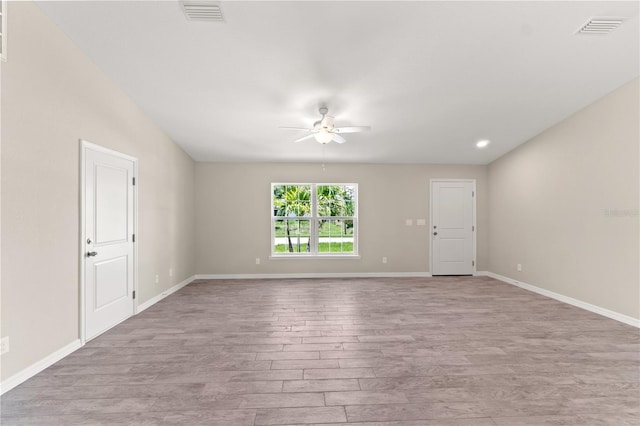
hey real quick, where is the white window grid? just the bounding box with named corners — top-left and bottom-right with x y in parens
top-left (271, 183), bottom-right (358, 256)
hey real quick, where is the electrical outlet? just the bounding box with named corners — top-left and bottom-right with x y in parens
top-left (1, 336), bottom-right (9, 355)
top-left (169, 268), bottom-right (173, 277)
top-left (517, 264), bottom-right (522, 272)
top-left (155, 274), bottom-right (160, 284)
top-left (255, 258), bottom-right (261, 265)
top-left (382, 257), bottom-right (388, 264)
top-left (405, 219), bottom-right (413, 226)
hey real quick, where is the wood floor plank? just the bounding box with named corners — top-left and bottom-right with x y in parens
top-left (256, 351), bottom-right (319, 361)
top-left (270, 359), bottom-right (339, 370)
top-left (239, 392), bottom-right (325, 408)
top-left (282, 378), bottom-right (360, 392)
top-left (491, 413), bottom-right (640, 425)
top-left (254, 406), bottom-right (347, 425)
top-left (303, 367), bottom-right (376, 380)
top-left (324, 390), bottom-right (409, 405)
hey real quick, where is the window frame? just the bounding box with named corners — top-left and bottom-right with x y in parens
top-left (270, 182), bottom-right (359, 259)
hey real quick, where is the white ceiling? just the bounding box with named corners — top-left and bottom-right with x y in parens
top-left (36, 1), bottom-right (639, 164)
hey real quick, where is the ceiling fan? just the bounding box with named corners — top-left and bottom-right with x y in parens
top-left (280, 107), bottom-right (371, 144)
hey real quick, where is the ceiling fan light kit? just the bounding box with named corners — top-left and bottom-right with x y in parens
top-left (280, 107), bottom-right (371, 145)
top-left (314, 130), bottom-right (334, 144)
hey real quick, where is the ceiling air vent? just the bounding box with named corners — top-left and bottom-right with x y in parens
top-left (181, 1), bottom-right (225, 22)
top-left (576, 18), bottom-right (624, 35)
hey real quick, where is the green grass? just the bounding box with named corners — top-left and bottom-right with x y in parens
top-left (274, 242), bottom-right (354, 253)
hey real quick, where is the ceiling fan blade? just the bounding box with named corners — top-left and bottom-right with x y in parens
top-left (333, 126), bottom-right (371, 134)
top-left (279, 126), bottom-right (314, 131)
top-left (332, 133), bottom-right (346, 144)
top-left (294, 134), bottom-right (316, 143)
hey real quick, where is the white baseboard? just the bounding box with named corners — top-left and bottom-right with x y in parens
top-left (487, 272), bottom-right (640, 328)
top-left (0, 339), bottom-right (82, 395)
top-left (474, 270), bottom-right (489, 276)
top-left (195, 272), bottom-right (432, 280)
top-left (137, 274), bottom-right (197, 313)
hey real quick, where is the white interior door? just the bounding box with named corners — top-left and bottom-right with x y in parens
top-left (431, 180), bottom-right (475, 275)
top-left (83, 143), bottom-right (136, 340)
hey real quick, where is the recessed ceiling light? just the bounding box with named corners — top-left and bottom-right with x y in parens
top-left (476, 139), bottom-right (490, 148)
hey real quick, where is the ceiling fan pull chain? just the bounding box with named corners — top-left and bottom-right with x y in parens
top-left (322, 145), bottom-right (326, 172)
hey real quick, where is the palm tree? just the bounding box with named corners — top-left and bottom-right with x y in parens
top-left (274, 186), bottom-right (311, 252)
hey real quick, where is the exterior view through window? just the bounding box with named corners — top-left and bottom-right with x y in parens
top-left (272, 183), bottom-right (357, 256)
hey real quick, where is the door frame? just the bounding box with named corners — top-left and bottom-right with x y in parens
top-left (79, 139), bottom-right (139, 344)
top-left (429, 178), bottom-right (477, 276)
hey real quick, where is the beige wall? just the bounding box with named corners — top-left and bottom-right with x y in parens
top-left (195, 163), bottom-right (488, 275)
top-left (488, 78), bottom-right (639, 320)
top-left (1, 2), bottom-right (196, 381)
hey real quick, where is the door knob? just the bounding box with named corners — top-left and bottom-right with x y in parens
top-left (433, 232), bottom-right (438, 236)
top-left (87, 251), bottom-right (98, 257)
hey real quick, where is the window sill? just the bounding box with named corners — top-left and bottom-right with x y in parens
top-left (269, 254), bottom-right (361, 260)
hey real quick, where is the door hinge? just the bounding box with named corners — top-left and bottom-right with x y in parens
top-left (133, 290), bottom-right (136, 300)
top-left (132, 177), bottom-right (136, 186)
top-left (472, 260), bottom-right (475, 267)
top-left (132, 234), bottom-right (135, 242)
top-left (472, 226), bottom-right (475, 231)
top-left (472, 191), bottom-right (475, 197)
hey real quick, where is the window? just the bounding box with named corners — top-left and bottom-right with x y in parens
top-left (271, 183), bottom-right (358, 257)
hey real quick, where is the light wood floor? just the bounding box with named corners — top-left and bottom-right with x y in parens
top-left (2, 276), bottom-right (639, 425)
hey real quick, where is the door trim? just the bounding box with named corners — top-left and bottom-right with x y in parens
top-left (429, 179), bottom-right (476, 276)
top-left (79, 140), bottom-right (138, 344)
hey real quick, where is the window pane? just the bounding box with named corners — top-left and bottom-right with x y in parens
top-left (298, 200), bottom-right (311, 217)
top-left (343, 186), bottom-right (355, 215)
top-left (344, 219), bottom-right (354, 236)
top-left (332, 200), bottom-right (346, 216)
top-left (273, 185), bottom-right (286, 216)
top-left (298, 186), bottom-right (311, 217)
top-left (318, 219), bottom-right (354, 253)
top-left (345, 200), bottom-right (355, 216)
top-left (300, 220), bottom-right (310, 236)
top-left (290, 219), bottom-right (300, 237)
top-left (285, 199), bottom-right (296, 217)
top-left (274, 219), bottom-right (286, 238)
top-left (274, 219), bottom-right (311, 253)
